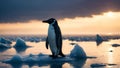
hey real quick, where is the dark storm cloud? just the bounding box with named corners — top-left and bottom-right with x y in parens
top-left (0, 0), bottom-right (120, 23)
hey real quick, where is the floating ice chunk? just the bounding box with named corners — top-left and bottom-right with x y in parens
top-left (112, 44), bottom-right (120, 47)
top-left (107, 64), bottom-right (117, 66)
top-left (70, 42), bottom-right (76, 45)
top-left (70, 44), bottom-right (87, 59)
top-left (14, 38), bottom-right (28, 48)
top-left (96, 34), bottom-right (103, 40)
top-left (96, 34), bottom-right (103, 45)
top-left (3, 54), bottom-right (22, 63)
top-left (91, 63), bottom-right (106, 67)
top-left (0, 37), bottom-right (12, 44)
top-left (13, 38), bottom-right (31, 53)
top-left (0, 43), bottom-right (11, 48)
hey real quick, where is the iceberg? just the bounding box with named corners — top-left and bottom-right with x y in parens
top-left (13, 38), bottom-right (31, 53)
top-left (14, 38), bottom-right (29, 48)
top-left (70, 44), bottom-right (87, 59)
top-left (96, 34), bottom-right (103, 45)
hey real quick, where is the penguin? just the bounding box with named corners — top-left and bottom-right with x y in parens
top-left (42, 18), bottom-right (65, 58)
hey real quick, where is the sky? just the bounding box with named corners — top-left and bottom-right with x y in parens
top-left (0, 0), bottom-right (120, 35)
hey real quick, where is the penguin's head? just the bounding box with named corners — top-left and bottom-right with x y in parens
top-left (42, 18), bottom-right (57, 24)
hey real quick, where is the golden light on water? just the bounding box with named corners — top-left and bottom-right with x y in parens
top-left (108, 47), bottom-right (114, 63)
top-left (106, 11), bottom-right (114, 17)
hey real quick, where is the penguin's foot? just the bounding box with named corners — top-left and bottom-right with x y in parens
top-left (49, 55), bottom-right (53, 57)
top-left (59, 53), bottom-right (65, 57)
top-left (49, 55), bottom-right (58, 59)
top-left (60, 54), bottom-right (65, 57)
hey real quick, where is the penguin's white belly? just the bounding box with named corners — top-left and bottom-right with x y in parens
top-left (48, 25), bottom-right (58, 55)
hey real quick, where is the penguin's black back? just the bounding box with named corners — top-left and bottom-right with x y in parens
top-left (53, 21), bottom-right (62, 49)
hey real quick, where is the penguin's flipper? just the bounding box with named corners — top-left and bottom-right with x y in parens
top-left (46, 37), bottom-right (49, 49)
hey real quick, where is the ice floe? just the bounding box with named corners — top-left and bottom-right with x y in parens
top-left (3, 44), bottom-right (87, 63)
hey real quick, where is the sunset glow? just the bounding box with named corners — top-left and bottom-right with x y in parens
top-left (106, 11), bottom-right (114, 17)
top-left (0, 11), bottom-right (120, 35)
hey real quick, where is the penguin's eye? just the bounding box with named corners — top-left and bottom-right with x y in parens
top-left (50, 20), bottom-right (54, 23)
top-left (49, 18), bottom-right (56, 24)
top-left (53, 20), bottom-right (56, 22)
top-left (50, 19), bottom-right (55, 22)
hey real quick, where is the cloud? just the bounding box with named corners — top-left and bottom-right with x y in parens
top-left (0, 0), bottom-right (120, 23)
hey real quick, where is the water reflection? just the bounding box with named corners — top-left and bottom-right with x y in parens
top-left (96, 41), bottom-right (103, 46)
top-left (48, 62), bottom-right (64, 68)
top-left (69, 59), bottom-right (86, 68)
top-left (96, 34), bottom-right (103, 46)
top-left (7, 59), bottom-right (86, 68)
top-left (0, 48), bottom-right (11, 53)
top-left (9, 63), bottom-right (22, 68)
top-left (108, 51), bottom-right (113, 64)
top-left (14, 47), bottom-right (28, 53)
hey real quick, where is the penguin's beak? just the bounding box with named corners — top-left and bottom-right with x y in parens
top-left (42, 20), bottom-right (48, 23)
